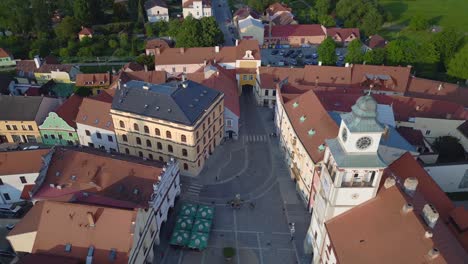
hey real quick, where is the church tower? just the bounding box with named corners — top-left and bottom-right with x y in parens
top-left (306, 94), bottom-right (387, 262)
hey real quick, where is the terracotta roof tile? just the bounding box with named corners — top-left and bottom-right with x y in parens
top-left (350, 64), bottom-right (412, 93)
top-left (271, 13), bottom-right (296, 25)
top-left (78, 27), bottom-right (93, 35)
top-left (20, 184), bottom-right (36, 200)
top-left (33, 147), bottom-right (165, 209)
top-left (233, 7), bottom-right (260, 20)
top-left (55, 95), bottom-right (84, 128)
top-left (0, 149), bottom-right (49, 175)
top-left (367, 34), bottom-right (387, 49)
top-left (0, 48), bottom-right (11, 58)
top-left (76, 95), bottom-right (114, 131)
top-left (122, 62), bottom-right (145, 72)
top-left (10, 201), bottom-right (136, 264)
top-left (326, 27), bottom-right (360, 41)
top-left (281, 89), bottom-right (339, 162)
top-left (395, 127), bottom-right (426, 146)
top-left (76, 73), bottom-right (111, 87)
top-left (145, 38), bottom-right (171, 50)
top-left (326, 186), bottom-right (467, 264)
top-left (266, 2), bottom-right (292, 16)
top-left (406, 77), bottom-right (468, 107)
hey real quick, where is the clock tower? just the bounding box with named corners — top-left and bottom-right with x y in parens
top-left (306, 94), bottom-right (388, 262)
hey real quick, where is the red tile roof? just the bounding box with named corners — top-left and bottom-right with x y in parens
top-left (122, 62), bottom-right (145, 72)
top-left (75, 73), bottom-right (111, 87)
top-left (55, 94), bottom-right (84, 128)
top-left (33, 147), bottom-right (165, 209)
top-left (266, 24), bottom-right (326, 38)
top-left (281, 89), bottom-right (339, 162)
top-left (145, 38), bottom-right (171, 50)
top-left (407, 77), bottom-right (468, 107)
top-left (0, 149), bottom-right (49, 175)
top-left (326, 27), bottom-right (360, 41)
top-left (266, 2), bottom-right (292, 16)
top-left (351, 64), bottom-right (412, 93)
top-left (272, 13), bottom-right (296, 25)
top-left (326, 186), bottom-right (467, 264)
top-left (20, 184), bottom-right (36, 200)
top-left (233, 6), bottom-right (260, 20)
top-left (0, 48), bottom-right (11, 58)
top-left (76, 95), bottom-right (114, 131)
top-left (78, 27), bottom-right (93, 35)
top-left (187, 64), bottom-right (240, 116)
top-left (367, 34), bottom-right (387, 49)
top-left (9, 201), bottom-right (136, 264)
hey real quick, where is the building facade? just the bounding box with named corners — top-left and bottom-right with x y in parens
top-left (305, 95), bottom-right (387, 261)
top-left (238, 16), bottom-right (264, 45)
top-left (0, 48), bottom-right (16, 69)
top-left (145, 0), bottom-right (169, 22)
top-left (111, 80), bottom-right (224, 176)
top-left (0, 95), bottom-right (61, 144)
top-left (182, 0), bottom-right (212, 19)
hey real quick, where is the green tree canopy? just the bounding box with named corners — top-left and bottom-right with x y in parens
top-left (363, 48), bottom-right (385, 65)
top-left (432, 28), bottom-right (464, 67)
top-left (73, 0), bottom-right (101, 26)
top-left (385, 39), bottom-right (418, 66)
top-left (345, 39), bottom-right (363, 64)
top-left (54, 16), bottom-right (80, 44)
top-left (408, 15), bottom-right (429, 31)
top-left (447, 45), bottom-right (468, 80)
top-left (200, 17), bottom-right (224, 46)
top-left (315, 0), bottom-right (331, 16)
top-left (0, 0), bottom-right (32, 33)
top-left (135, 54), bottom-right (155, 70)
top-left (336, 0), bottom-right (383, 35)
top-left (318, 15), bottom-right (336, 27)
top-left (31, 0), bottom-right (52, 33)
top-left (318, 37), bottom-right (337, 65)
top-left (176, 16), bottom-right (203, 47)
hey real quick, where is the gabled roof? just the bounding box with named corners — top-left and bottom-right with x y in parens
top-left (187, 64), bottom-right (240, 116)
top-left (271, 12), bottom-right (296, 25)
top-left (282, 89), bottom-right (339, 162)
top-left (406, 77), bottom-right (468, 107)
top-left (367, 34), bottom-right (386, 49)
top-left (54, 94), bottom-right (84, 128)
top-left (75, 73), bottom-right (111, 87)
top-left (78, 27), bottom-right (93, 35)
top-left (144, 0), bottom-right (167, 9)
top-left (266, 2), bottom-right (292, 16)
top-left (76, 94), bottom-right (114, 131)
top-left (0, 95), bottom-right (44, 121)
top-left (350, 64), bottom-right (412, 93)
top-left (326, 27), bottom-right (360, 41)
top-left (183, 0), bottom-right (211, 8)
top-left (9, 201), bottom-right (136, 264)
top-left (233, 6), bottom-right (260, 20)
top-left (112, 80), bottom-right (222, 125)
top-left (122, 61), bottom-right (145, 72)
top-left (145, 38), bottom-right (171, 50)
top-left (266, 24), bottom-right (326, 38)
top-left (0, 48), bottom-right (11, 58)
top-left (326, 186), bottom-right (467, 264)
top-left (238, 16), bottom-right (263, 29)
top-left (118, 71), bottom-right (167, 86)
top-left (33, 147), bottom-right (165, 209)
top-left (0, 149), bottom-right (49, 175)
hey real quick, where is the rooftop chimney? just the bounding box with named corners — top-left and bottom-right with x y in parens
top-left (424, 231), bottom-right (433, 238)
top-left (383, 177), bottom-right (396, 189)
top-left (422, 204), bottom-right (439, 228)
top-left (215, 46), bottom-right (220, 53)
top-left (156, 48), bottom-right (161, 55)
top-left (87, 212), bottom-right (96, 227)
top-left (403, 177), bottom-right (418, 196)
top-left (235, 39), bottom-right (239, 46)
top-left (33, 56), bottom-right (41, 69)
top-left (180, 47), bottom-right (185, 54)
top-left (402, 203), bottom-right (414, 214)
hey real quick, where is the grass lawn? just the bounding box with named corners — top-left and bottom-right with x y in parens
top-left (379, 0), bottom-right (468, 32)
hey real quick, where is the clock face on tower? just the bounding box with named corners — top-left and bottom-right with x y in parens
top-left (356, 136), bottom-right (372, 150)
top-left (341, 128), bottom-right (348, 142)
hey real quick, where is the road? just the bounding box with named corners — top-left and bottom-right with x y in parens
top-left (212, 0), bottom-right (236, 46)
top-left (153, 91), bottom-right (312, 264)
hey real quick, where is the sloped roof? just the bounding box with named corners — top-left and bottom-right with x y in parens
top-left (78, 27), bottom-right (93, 35)
top-left (187, 64), bottom-right (240, 116)
top-left (0, 149), bottom-right (49, 175)
top-left (122, 61), bottom-right (145, 72)
top-left (76, 94), bottom-right (114, 131)
top-left (326, 186), bottom-right (467, 264)
top-left (367, 34), bottom-right (386, 49)
top-left (0, 48), bottom-right (11, 58)
top-left (266, 24), bottom-right (325, 38)
top-left (266, 2), bottom-right (292, 16)
top-left (396, 127), bottom-right (426, 146)
top-left (233, 6), bottom-right (260, 20)
top-left (238, 16), bottom-right (263, 29)
top-left (75, 73), bottom-right (111, 87)
top-left (54, 94), bottom-right (83, 129)
top-left (18, 253), bottom-right (81, 264)
top-left (406, 77), bottom-right (468, 107)
top-left (326, 27), bottom-right (360, 41)
top-left (144, 0), bottom-right (167, 9)
top-left (457, 120), bottom-right (468, 138)
top-left (351, 64), bottom-right (412, 93)
top-left (145, 38), bottom-right (171, 50)
top-left (112, 80), bottom-right (222, 125)
top-left (183, 0), bottom-right (211, 8)
top-left (282, 89), bottom-right (339, 163)
top-left (9, 201), bottom-right (136, 264)
top-left (272, 12), bottom-right (296, 25)
top-left (0, 95), bottom-right (44, 121)
top-left (33, 147), bottom-right (165, 209)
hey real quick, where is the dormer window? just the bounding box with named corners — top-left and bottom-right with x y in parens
top-left (293, 102), bottom-right (298, 108)
top-left (299, 116), bottom-right (306, 123)
top-left (308, 129), bottom-right (316, 136)
top-left (318, 144), bottom-right (325, 152)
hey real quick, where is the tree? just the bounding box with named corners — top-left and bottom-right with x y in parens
top-left (137, 0), bottom-right (146, 25)
top-left (447, 45), bottom-right (468, 80)
top-left (336, 0), bottom-right (384, 35)
top-left (29, 34), bottom-right (51, 58)
top-left (361, 8), bottom-right (383, 36)
top-left (432, 28), bottom-right (463, 67)
top-left (108, 39), bottom-right (119, 49)
top-left (315, 0), bottom-right (331, 16)
top-left (385, 39), bottom-right (418, 66)
top-left (318, 15), bottom-right (336, 27)
top-left (73, 0), bottom-right (100, 25)
top-left (135, 54), bottom-right (154, 70)
top-left (176, 16), bottom-right (203, 47)
top-left (119, 33), bottom-right (129, 48)
top-left (433, 136), bottom-right (466, 163)
top-left (54, 17), bottom-right (80, 44)
top-left (363, 48), bottom-right (385, 65)
top-left (345, 39), bottom-right (363, 64)
top-left (0, 0), bottom-right (32, 34)
top-left (145, 23), bottom-right (154, 37)
top-left (200, 17), bottom-right (224, 46)
top-left (408, 15), bottom-right (429, 31)
top-left (31, 0), bottom-right (51, 33)
top-left (318, 37), bottom-right (337, 65)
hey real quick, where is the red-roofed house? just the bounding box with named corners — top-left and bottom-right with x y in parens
top-left (265, 3), bottom-right (296, 25)
top-left (39, 94), bottom-right (83, 146)
top-left (75, 72), bottom-right (112, 95)
top-left (182, 0), bottom-right (212, 19)
top-left (264, 24), bottom-right (327, 47)
top-left (188, 64), bottom-right (240, 139)
top-left (78, 27), bottom-right (93, 41)
top-left (366, 34), bottom-right (387, 49)
top-left (0, 47), bottom-right (16, 69)
top-left (326, 27), bottom-right (360, 46)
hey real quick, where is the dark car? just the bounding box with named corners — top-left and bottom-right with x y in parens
top-left (284, 50), bottom-right (294, 57)
top-left (305, 55), bottom-right (312, 59)
top-left (271, 50), bottom-right (279, 55)
top-left (290, 53), bottom-right (298, 59)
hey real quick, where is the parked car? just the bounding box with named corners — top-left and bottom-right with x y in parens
top-left (336, 51), bottom-right (341, 56)
top-left (297, 53), bottom-right (303, 58)
top-left (279, 50), bottom-right (285, 56)
top-left (23, 145), bottom-right (39, 150)
top-left (305, 54), bottom-right (312, 59)
top-left (339, 55), bottom-right (344, 61)
top-left (6, 224), bottom-right (15, 230)
top-left (312, 53), bottom-right (318, 59)
top-left (0, 204), bottom-right (21, 216)
top-left (290, 60), bottom-right (297, 66)
top-left (284, 50), bottom-right (294, 57)
top-left (304, 60), bottom-right (313, 65)
top-left (290, 53), bottom-right (298, 59)
top-left (271, 50), bottom-right (279, 55)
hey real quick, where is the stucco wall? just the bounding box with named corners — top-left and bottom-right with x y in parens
top-left (76, 123), bottom-right (119, 152)
top-left (425, 164), bottom-right (468, 193)
top-left (0, 172), bottom-right (39, 204)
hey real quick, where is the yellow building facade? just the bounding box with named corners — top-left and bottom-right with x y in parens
top-left (110, 80), bottom-right (225, 176)
top-left (0, 121), bottom-right (42, 144)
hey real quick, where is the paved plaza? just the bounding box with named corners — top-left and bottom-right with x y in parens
top-left (153, 92), bottom-right (312, 264)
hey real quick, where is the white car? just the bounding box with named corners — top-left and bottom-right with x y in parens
top-left (22, 146), bottom-right (39, 150)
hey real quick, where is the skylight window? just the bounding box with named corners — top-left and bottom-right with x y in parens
top-left (65, 243), bottom-right (72, 252)
top-left (293, 102), bottom-right (298, 108)
top-left (318, 144), bottom-right (325, 152)
top-left (300, 116), bottom-right (306, 122)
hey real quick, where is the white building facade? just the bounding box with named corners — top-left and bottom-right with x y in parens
top-left (305, 95), bottom-right (387, 262)
top-left (76, 122), bottom-right (119, 152)
top-left (182, 0), bottom-right (212, 19)
top-left (145, 0), bottom-right (169, 22)
top-left (0, 172), bottom-right (38, 204)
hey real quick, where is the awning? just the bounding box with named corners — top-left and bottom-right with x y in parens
top-left (179, 203), bottom-right (198, 218)
top-left (192, 218), bottom-right (212, 233)
top-left (175, 216), bottom-right (194, 231)
top-left (188, 232), bottom-right (209, 250)
top-left (196, 205), bottom-right (215, 220)
top-left (169, 230), bottom-right (191, 247)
